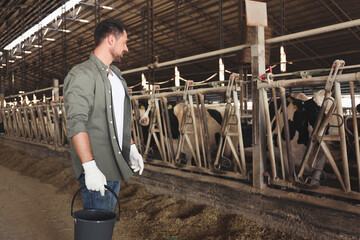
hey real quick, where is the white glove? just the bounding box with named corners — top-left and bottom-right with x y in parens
top-left (130, 144), bottom-right (144, 175)
top-left (82, 160), bottom-right (107, 196)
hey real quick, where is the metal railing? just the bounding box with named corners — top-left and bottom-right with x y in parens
top-left (0, 102), bottom-right (69, 151)
top-left (258, 64), bottom-right (360, 200)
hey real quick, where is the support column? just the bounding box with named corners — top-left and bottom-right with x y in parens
top-left (61, 0), bottom-right (67, 81)
top-left (147, 0), bottom-right (155, 86)
top-left (251, 26), bottom-right (267, 189)
top-left (53, 79), bottom-right (59, 101)
top-left (0, 71), bottom-right (2, 95)
top-left (174, 0), bottom-right (179, 60)
top-left (94, 0), bottom-right (101, 26)
top-left (0, 93), bottom-right (4, 108)
top-left (21, 8), bottom-right (26, 92)
top-left (38, 0), bottom-right (43, 88)
top-left (141, 8), bottom-right (147, 67)
top-left (11, 71), bottom-right (15, 95)
top-left (219, 0), bottom-right (224, 50)
top-left (5, 50), bottom-right (11, 95)
top-left (2, 50), bottom-right (9, 94)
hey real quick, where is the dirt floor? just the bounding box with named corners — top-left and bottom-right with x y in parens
top-left (0, 143), bottom-right (312, 240)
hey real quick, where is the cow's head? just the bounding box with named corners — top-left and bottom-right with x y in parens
top-left (139, 100), bottom-right (152, 126)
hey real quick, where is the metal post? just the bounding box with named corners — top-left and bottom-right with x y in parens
top-left (280, 87), bottom-right (293, 180)
top-left (5, 50), bottom-right (9, 95)
top-left (219, 0), bottom-right (224, 51)
top-left (38, 0), bottom-right (43, 88)
top-left (272, 88), bottom-right (286, 179)
top-left (199, 94), bottom-right (212, 169)
top-left (0, 93), bottom-right (4, 108)
top-left (174, 0), bottom-right (179, 60)
top-left (350, 81), bottom-right (360, 191)
top-left (147, 0), bottom-right (154, 86)
top-left (11, 71), bottom-right (15, 95)
top-left (21, 8), bottom-right (26, 92)
top-left (161, 97), bottom-right (175, 163)
top-left (53, 79), bottom-right (59, 101)
top-left (334, 81), bottom-right (351, 191)
top-left (0, 70), bottom-right (3, 95)
top-left (261, 87), bottom-right (277, 179)
top-left (94, 0), bottom-right (101, 25)
top-left (251, 26), bottom-right (267, 188)
top-left (141, 8), bottom-right (146, 67)
top-left (62, 0), bottom-right (67, 80)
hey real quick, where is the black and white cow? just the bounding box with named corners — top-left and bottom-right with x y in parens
top-left (137, 100), bottom-right (252, 165)
top-left (269, 90), bottom-right (338, 185)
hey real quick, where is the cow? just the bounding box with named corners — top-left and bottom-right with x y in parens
top-left (344, 105), bottom-right (360, 154)
top-left (137, 100), bottom-right (252, 167)
top-left (269, 90), bottom-right (339, 186)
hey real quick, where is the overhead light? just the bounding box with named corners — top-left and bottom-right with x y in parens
top-left (57, 18), bottom-right (63, 27)
top-left (44, 38), bottom-right (56, 41)
top-left (0, 66), bottom-right (3, 69)
top-left (24, 51), bottom-right (32, 54)
top-left (32, 45), bottom-right (42, 48)
top-left (280, 45), bottom-right (287, 72)
top-left (9, 60), bottom-right (15, 63)
top-left (141, 73), bottom-right (148, 90)
top-left (175, 66), bottom-right (180, 87)
top-left (43, 28), bottom-right (49, 36)
top-left (1, 64), bottom-right (6, 66)
top-left (76, 19), bottom-right (90, 23)
top-left (57, 29), bottom-right (71, 33)
top-left (219, 58), bottom-right (225, 81)
top-left (75, 6), bottom-right (81, 16)
top-left (4, 0), bottom-right (81, 51)
top-left (101, 6), bottom-right (115, 10)
top-left (15, 56), bottom-right (22, 59)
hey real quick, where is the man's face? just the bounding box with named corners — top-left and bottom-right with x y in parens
top-left (110, 30), bottom-right (128, 63)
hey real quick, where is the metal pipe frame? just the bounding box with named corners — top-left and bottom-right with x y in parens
top-left (258, 72), bottom-right (360, 89)
top-left (261, 87), bottom-right (276, 179)
top-left (334, 81), bottom-right (351, 191)
top-left (0, 102), bottom-right (69, 151)
top-left (122, 18), bottom-right (360, 76)
top-left (272, 88), bottom-right (286, 179)
top-left (279, 87), bottom-right (293, 181)
top-left (258, 65), bottom-right (360, 197)
top-left (128, 84), bottom-right (249, 179)
top-left (349, 81), bottom-right (360, 191)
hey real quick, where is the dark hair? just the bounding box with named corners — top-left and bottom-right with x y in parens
top-left (94, 19), bottom-right (127, 47)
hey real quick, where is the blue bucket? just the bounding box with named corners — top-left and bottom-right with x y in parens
top-left (71, 186), bottom-right (120, 240)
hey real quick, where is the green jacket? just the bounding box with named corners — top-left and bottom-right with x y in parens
top-left (64, 53), bottom-right (134, 181)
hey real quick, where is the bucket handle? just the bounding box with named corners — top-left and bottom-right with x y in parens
top-left (71, 185), bottom-right (121, 221)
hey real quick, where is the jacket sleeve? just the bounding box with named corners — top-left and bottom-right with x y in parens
top-left (63, 66), bottom-right (95, 139)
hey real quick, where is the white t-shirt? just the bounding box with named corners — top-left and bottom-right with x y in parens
top-left (108, 70), bottom-right (125, 150)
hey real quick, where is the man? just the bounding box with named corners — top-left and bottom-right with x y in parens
top-left (64, 19), bottom-right (144, 211)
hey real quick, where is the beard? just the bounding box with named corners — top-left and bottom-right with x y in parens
top-left (110, 48), bottom-right (123, 63)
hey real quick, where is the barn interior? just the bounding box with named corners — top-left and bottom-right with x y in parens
top-left (1, 0), bottom-right (360, 239)
top-left (1, 0), bottom-right (360, 92)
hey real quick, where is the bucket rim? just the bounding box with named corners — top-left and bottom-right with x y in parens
top-left (71, 186), bottom-right (120, 221)
top-left (73, 209), bottom-right (117, 223)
